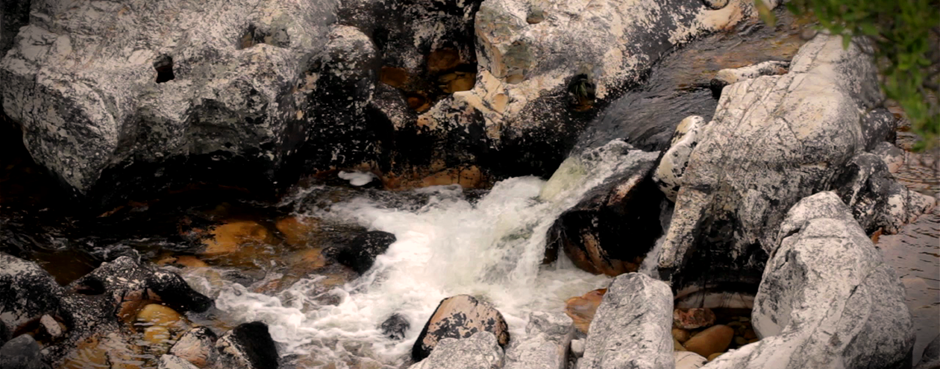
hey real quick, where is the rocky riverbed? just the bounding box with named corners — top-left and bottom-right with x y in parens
top-left (1, 0), bottom-right (938, 368)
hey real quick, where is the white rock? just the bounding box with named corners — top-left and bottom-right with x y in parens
top-left (410, 332), bottom-right (505, 369)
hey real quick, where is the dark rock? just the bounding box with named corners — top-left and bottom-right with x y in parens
top-left (0, 0), bottom-right (30, 56)
top-left (216, 322), bottom-right (279, 369)
top-left (412, 295), bottom-right (510, 362)
top-left (170, 327), bottom-right (218, 368)
top-left (0, 320), bottom-right (9, 347)
top-left (579, 273), bottom-right (673, 369)
top-left (0, 252), bottom-right (67, 331)
top-left (916, 335), bottom-right (940, 369)
top-left (0, 334), bottom-right (47, 369)
top-left (328, 231), bottom-right (397, 274)
top-left (380, 314), bottom-right (410, 340)
top-left (712, 192), bottom-right (915, 368)
top-left (545, 146), bottom-right (663, 276)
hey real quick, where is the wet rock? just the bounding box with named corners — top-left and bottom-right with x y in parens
top-left (380, 314), bottom-right (410, 341)
top-left (708, 192), bottom-right (914, 368)
top-left (412, 295), bottom-right (510, 362)
top-left (709, 61), bottom-right (789, 95)
top-left (0, 252), bottom-right (67, 329)
top-left (170, 327), bottom-right (218, 368)
top-left (420, 0), bottom-right (778, 178)
top-left (915, 335), bottom-right (940, 369)
top-left (158, 355), bottom-right (200, 369)
top-left (673, 308), bottom-right (716, 330)
top-left (216, 322), bottom-right (279, 369)
top-left (59, 332), bottom-right (138, 369)
top-left (0, 334), bottom-right (47, 369)
top-left (327, 231), bottom-right (397, 274)
top-left (674, 351), bottom-right (707, 369)
top-left (545, 144), bottom-right (663, 275)
top-left (580, 273), bottom-right (673, 369)
top-left (201, 221), bottom-right (274, 257)
top-left (564, 288), bottom-right (605, 334)
top-left (672, 328), bottom-right (691, 344)
top-left (409, 332), bottom-right (504, 369)
top-left (504, 312), bottom-right (574, 369)
top-left (0, 0), bottom-right (339, 202)
top-left (682, 325), bottom-right (732, 358)
top-left (275, 216), bottom-right (321, 247)
top-left (656, 34), bottom-right (911, 289)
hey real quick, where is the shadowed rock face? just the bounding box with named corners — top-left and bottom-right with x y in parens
top-left (412, 294), bottom-right (510, 362)
top-left (654, 34), bottom-right (915, 288)
top-left (702, 192), bottom-right (915, 369)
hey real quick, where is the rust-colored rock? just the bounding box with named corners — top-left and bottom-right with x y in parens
top-left (201, 220), bottom-right (273, 256)
top-left (380, 66), bottom-right (410, 88)
top-left (672, 328), bottom-right (691, 343)
top-left (412, 294), bottom-right (510, 361)
top-left (673, 308), bottom-right (716, 330)
top-left (427, 48), bottom-right (461, 72)
top-left (564, 288), bottom-right (607, 333)
top-left (275, 216), bottom-right (321, 247)
top-left (683, 324), bottom-right (733, 358)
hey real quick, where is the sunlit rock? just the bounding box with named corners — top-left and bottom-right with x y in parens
top-left (410, 332), bottom-right (505, 369)
top-left (169, 327), bottom-right (218, 368)
top-left (504, 312), bottom-right (574, 369)
top-left (200, 221), bottom-right (274, 257)
top-left (564, 288), bottom-right (606, 334)
top-left (412, 295), bottom-right (510, 362)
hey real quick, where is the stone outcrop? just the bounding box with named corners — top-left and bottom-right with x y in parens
top-left (410, 331), bottom-right (504, 369)
top-left (412, 294), bottom-right (510, 362)
top-left (580, 273), bottom-right (673, 369)
top-left (503, 312), bottom-right (574, 369)
top-left (703, 192), bottom-right (914, 369)
top-left (654, 34), bottom-right (932, 288)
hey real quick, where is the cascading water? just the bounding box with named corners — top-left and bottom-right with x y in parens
top-left (184, 140), bottom-right (659, 367)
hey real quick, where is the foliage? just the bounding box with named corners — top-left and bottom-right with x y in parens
top-left (759, 0), bottom-right (940, 150)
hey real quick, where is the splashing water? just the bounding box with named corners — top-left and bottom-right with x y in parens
top-left (197, 141), bottom-right (658, 367)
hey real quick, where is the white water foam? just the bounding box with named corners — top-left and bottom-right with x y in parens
top-left (204, 140), bottom-right (658, 367)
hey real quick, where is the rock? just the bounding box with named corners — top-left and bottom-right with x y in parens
top-left (158, 355), bottom-right (200, 369)
top-left (201, 221), bottom-right (274, 257)
top-left (706, 192), bottom-right (914, 368)
top-left (710, 61), bottom-right (789, 95)
top-left (59, 332), bottom-right (137, 369)
top-left (216, 322), bottom-right (279, 369)
top-left (580, 273), bottom-right (673, 369)
top-left (672, 328), bottom-right (691, 344)
top-left (674, 337), bottom-right (687, 351)
top-left (409, 332), bottom-right (504, 369)
top-left (380, 314), bottom-right (409, 341)
top-left (682, 325), bottom-right (733, 358)
top-left (136, 304), bottom-right (185, 327)
top-left (653, 115), bottom-right (707, 202)
top-left (0, 320), bottom-right (9, 347)
top-left (0, 252), bottom-right (67, 329)
top-left (915, 335), bottom-right (940, 369)
top-left (275, 216), bottom-right (321, 247)
top-left (545, 145), bottom-right (663, 276)
top-left (674, 351), bottom-right (707, 369)
top-left (504, 312), bottom-right (574, 369)
top-left (656, 34), bottom-right (908, 288)
top-left (419, 0), bottom-right (779, 178)
top-left (39, 315), bottom-right (63, 339)
top-left (327, 231), bottom-right (397, 274)
top-left (706, 353), bottom-right (722, 361)
top-left (0, 0), bottom-right (340, 202)
top-left (673, 308), bottom-right (716, 330)
top-left (570, 339), bottom-right (585, 358)
top-left (0, 0), bottom-right (30, 57)
top-left (834, 152), bottom-right (937, 234)
top-left (169, 327), bottom-right (218, 368)
top-left (0, 334), bottom-right (47, 369)
top-left (564, 288), bottom-right (606, 334)
top-left (871, 142), bottom-right (906, 174)
top-left (412, 295), bottom-right (510, 362)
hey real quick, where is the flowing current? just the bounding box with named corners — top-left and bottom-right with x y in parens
top-left (184, 141), bottom-right (656, 367)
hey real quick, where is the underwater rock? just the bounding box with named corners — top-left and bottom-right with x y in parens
top-left (169, 327), bottom-right (218, 368)
top-left (580, 273), bottom-right (673, 369)
top-left (705, 192), bottom-right (914, 369)
top-left (412, 294), bottom-right (510, 362)
top-left (410, 331), bottom-right (504, 369)
top-left (216, 322), bottom-right (279, 369)
top-left (564, 288), bottom-right (606, 334)
top-left (503, 312), bottom-right (574, 369)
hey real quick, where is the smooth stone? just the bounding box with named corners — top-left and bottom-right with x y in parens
top-left (707, 353), bottom-right (721, 361)
top-left (674, 351), bottom-right (707, 369)
top-left (683, 325), bottom-right (733, 358)
top-left (0, 334), bottom-right (46, 369)
top-left (201, 221), bottom-right (272, 256)
top-left (673, 308), bottom-right (716, 330)
top-left (137, 304), bottom-right (184, 328)
top-left (570, 339), bottom-right (585, 358)
top-left (39, 314), bottom-right (63, 339)
top-left (564, 288), bottom-right (606, 334)
top-left (672, 328), bottom-right (691, 343)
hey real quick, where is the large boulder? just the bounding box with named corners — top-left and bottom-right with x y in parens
top-left (503, 312), bottom-right (575, 369)
top-left (544, 144), bottom-right (663, 276)
top-left (579, 273), bottom-right (673, 369)
top-left (410, 331), bottom-right (505, 369)
top-left (654, 34), bottom-right (921, 288)
top-left (417, 0), bottom-right (780, 177)
top-left (703, 192), bottom-right (914, 369)
top-left (216, 322), bottom-right (279, 369)
top-left (412, 294), bottom-right (510, 361)
top-left (0, 0), bottom-right (338, 201)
